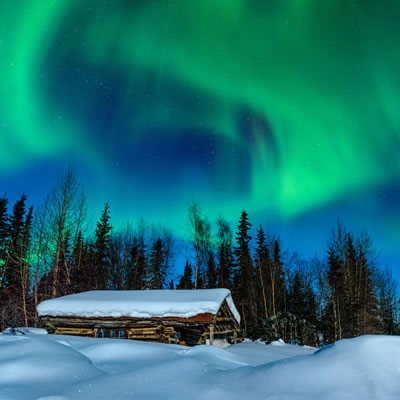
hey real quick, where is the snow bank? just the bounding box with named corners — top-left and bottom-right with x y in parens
top-left (37, 289), bottom-right (240, 323)
top-left (0, 335), bottom-right (103, 399)
top-left (1, 334), bottom-right (400, 400)
top-left (220, 336), bottom-right (400, 400)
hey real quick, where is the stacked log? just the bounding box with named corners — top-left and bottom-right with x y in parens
top-left (161, 326), bottom-right (178, 343)
top-left (55, 327), bottom-right (94, 336)
top-left (126, 325), bottom-right (178, 343)
top-left (127, 325), bottom-right (163, 340)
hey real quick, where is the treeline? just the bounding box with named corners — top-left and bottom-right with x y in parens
top-left (0, 171), bottom-right (176, 329)
top-left (182, 208), bottom-right (399, 344)
top-left (0, 170), bottom-right (399, 345)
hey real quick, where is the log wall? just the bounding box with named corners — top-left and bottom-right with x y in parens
top-left (39, 299), bottom-right (241, 345)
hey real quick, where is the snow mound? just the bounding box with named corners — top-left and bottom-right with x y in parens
top-left (1, 334), bottom-right (399, 399)
top-left (220, 335), bottom-right (400, 400)
top-left (0, 335), bottom-right (103, 399)
top-left (37, 289), bottom-right (240, 323)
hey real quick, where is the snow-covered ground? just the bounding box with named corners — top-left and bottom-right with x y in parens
top-left (0, 333), bottom-right (399, 399)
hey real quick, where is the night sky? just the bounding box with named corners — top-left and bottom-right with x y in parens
top-left (0, 1), bottom-right (399, 273)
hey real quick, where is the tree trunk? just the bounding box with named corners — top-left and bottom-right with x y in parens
top-left (194, 242), bottom-right (199, 290)
top-left (258, 261), bottom-right (269, 319)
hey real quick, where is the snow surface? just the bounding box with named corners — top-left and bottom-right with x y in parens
top-left (37, 289), bottom-right (241, 324)
top-left (1, 334), bottom-right (399, 399)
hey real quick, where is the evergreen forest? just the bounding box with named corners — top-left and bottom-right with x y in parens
top-left (1, 170), bottom-right (398, 345)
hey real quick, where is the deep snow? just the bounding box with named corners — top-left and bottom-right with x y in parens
top-left (0, 333), bottom-right (399, 400)
top-left (37, 289), bottom-right (240, 323)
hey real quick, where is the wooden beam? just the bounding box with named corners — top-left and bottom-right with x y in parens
top-left (209, 325), bottom-right (214, 345)
top-left (55, 327), bottom-right (94, 336)
top-left (212, 329), bottom-right (236, 335)
top-left (215, 317), bottom-right (234, 322)
top-left (42, 317), bottom-right (213, 331)
top-left (42, 313), bottom-right (214, 323)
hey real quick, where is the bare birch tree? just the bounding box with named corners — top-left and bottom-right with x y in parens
top-left (187, 202), bottom-right (210, 289)
top-left (45, 169), bottom-right (87, 298)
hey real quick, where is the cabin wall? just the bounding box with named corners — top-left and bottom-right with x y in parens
top-left (39, 301), bottom-right (240, 345)
top-left (41, 317), bottom-right (210, 344)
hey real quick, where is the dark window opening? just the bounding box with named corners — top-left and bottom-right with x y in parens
top-left (95, 329), bottom-right (127, 339)
top-left (103, 330), bottom-right (111, 338)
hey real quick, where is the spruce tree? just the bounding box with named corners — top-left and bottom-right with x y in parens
top-left (290, 273), bottom-right (307, 320)
top-left (287, 272), bottom-right (318, 345)
top-left (255, 225), bottom-right (272, 320)
top-left (0, 195), bottom-right (9, 280)
top-left (108, 232), bottom-right (131, 290)
top-left (325, 246), bottom-right (344, 342)
top-left (136, 242), bottom-right (147, 289)
top-left (125, 239), bottom-right (139, 290)
top-left (82, 242), bottom-right (96, 292)
top-left (272, 240), bottom-right (286, 316)
top-left (177, 260), bottom-right (193, 290)
top-left (2, 195), bottom-right (33, 326)
top-left (93, 203), bottom-right (112, 289)
top-left (357, 243), bottom-right (378, 335)
top-left (217, 242), bottom-right (234, 289)
top-left (206, 253), bottom-right (217, 288)
top-left (216, 216), bottom-right (234, 289)
top-left (375, 268), bottom-right (398, 335)
top-left (149, 237), bottom-right (167, 289)
top-left (0, 195), bottom-right (9, 329)
top-left (304, 283), bottom-right (318, 326)
top-left (125, 238), bottom-right (147, 290)
top-left (197, 274), bottom-right (204, 289)
top-left (344, 233), bottom-right (358, 337)
top-left (20, 205), bottom-right (33, 326)
top-left (234, 211), bottom-right (257, 336)
top-left (6, 194), bottom-right (28, 290)
top-left (324, 227), bottom-right (382, 342)
top-left (69, 230), bottom-right (88, 293)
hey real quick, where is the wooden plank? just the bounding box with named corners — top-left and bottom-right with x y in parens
top-left (127, 330), bottom-right (160, 335)
top-left (127, 327), bottom-right (161, 333)
top-left (209, 325), bottom-right (214, 345)
top-left (43, 313), bottom-right (214, 323)
top-left (55, 327), bottom-right (94, 336)
top-left (215, 317), bottom-right (235, 322)
top-left (213, 329), bottom-right (235, 335)
top-left (128, 334), bottom-right (161, 340)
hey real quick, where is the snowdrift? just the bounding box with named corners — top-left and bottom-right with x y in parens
top-left (0, 334), bottom-right (399, 399)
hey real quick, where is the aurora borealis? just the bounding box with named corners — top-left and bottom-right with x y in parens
top-left (0, 1), bottom-right (399, 268)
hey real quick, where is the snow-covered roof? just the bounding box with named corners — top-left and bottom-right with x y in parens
top-left (38, 289), bottom-right (241, 324)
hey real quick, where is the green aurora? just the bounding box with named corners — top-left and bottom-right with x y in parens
top-left (0, 1), bottom-right (399, 259)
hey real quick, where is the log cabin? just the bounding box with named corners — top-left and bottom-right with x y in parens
top-left (38, 289), bottom-right (241, 345)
